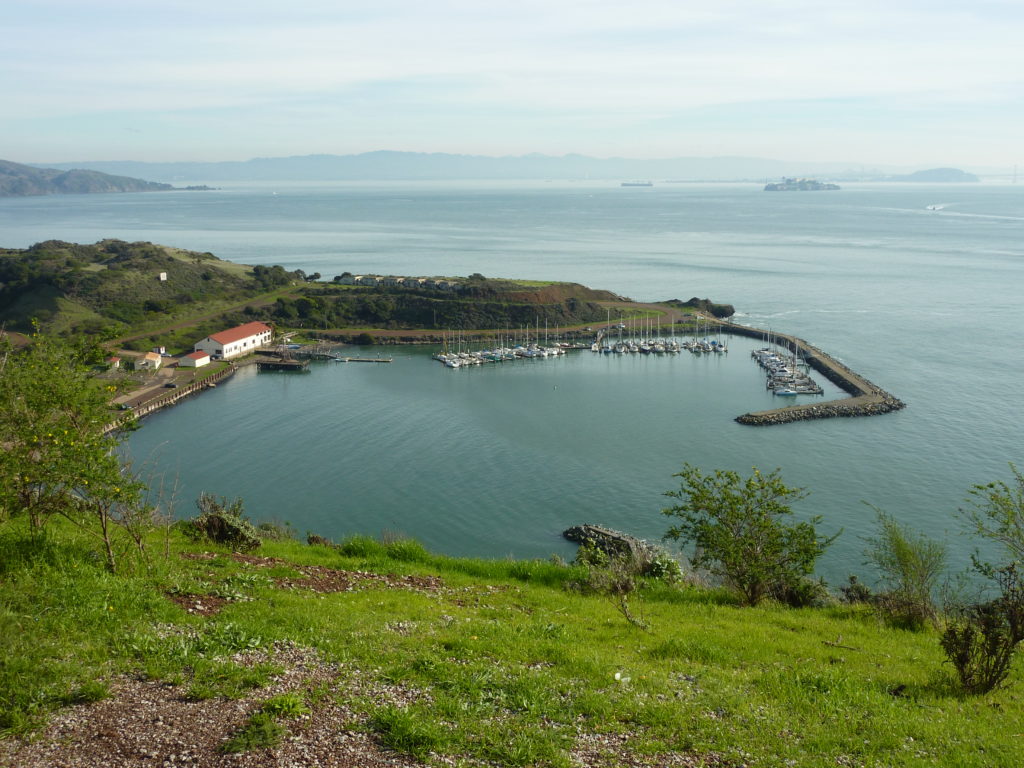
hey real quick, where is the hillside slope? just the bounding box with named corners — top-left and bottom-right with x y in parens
top-left (0, 519), bottom-right (1020, 767)
top-left (0, 159), bottom-right (172, 197)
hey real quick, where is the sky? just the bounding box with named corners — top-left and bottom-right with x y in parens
top-left (4, 0), bottom-right (1023, 169)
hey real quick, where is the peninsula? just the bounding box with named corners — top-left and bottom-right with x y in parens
top-left (1, 158), bottom-right (183, 197)
top-left (0, 238), bottom-right (903, 425)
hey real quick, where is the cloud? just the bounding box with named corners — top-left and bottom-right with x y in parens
top-left (4, 0), bottom-right (1023, 163)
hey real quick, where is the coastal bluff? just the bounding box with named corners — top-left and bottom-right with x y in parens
top-left (718, 320), bottom-right (906, 425)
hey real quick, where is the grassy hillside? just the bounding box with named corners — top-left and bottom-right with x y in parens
top-left (0, 516), bottom-right (1020, 767)
top-left (0, 240), bottom-right (297, 337)
top-left (0, 241), bottom-right (644, 349)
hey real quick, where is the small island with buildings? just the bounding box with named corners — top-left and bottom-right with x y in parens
top-left (764, 177), bottom-right (841, 191)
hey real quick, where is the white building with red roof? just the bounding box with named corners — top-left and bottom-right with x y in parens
top-left (193, 321), bottom-right (272, 360)
top-left (180, 350), bottom-right (211, 368)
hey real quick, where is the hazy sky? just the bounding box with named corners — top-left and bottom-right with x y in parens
top-left (5, 0), bottom-right (1023, 167)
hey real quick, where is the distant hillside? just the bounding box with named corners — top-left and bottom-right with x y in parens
top-left (0, 240), bottom-right (295, 335)
top-left (0, 159), bottom-right (172, 197)
top-left (36, 151), bottom-right (893, 183)
top-left (878, 167), bottom-right (979, 183)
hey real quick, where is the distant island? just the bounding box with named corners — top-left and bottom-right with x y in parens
top-left (876, 167), bottom-right (979, 183)
top-left (764, 178), bottom-right (840, 191)
top-left (0, 159), bottom-right (202, 197)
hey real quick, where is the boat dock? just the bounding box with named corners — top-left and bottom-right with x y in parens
top-left (335, 356), bottom-right (392, 363)
top-left (256, 358), bottom-right (309, 371)
top-left (714, 319), bottom-right (905, 425)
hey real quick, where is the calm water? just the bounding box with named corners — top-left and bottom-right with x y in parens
top-left (3, 181), bottom-right (1022, 579)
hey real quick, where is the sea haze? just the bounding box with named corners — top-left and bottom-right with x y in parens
top-left (2, 180), bottom-right (1022, 580)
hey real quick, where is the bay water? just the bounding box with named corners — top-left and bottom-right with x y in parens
top-left (2, 180), bottom-right (1022, 580)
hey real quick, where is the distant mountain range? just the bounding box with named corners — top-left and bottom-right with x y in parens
top-left (874, 167), bottom-right (979, 183)
top-left (17, 152), bottom-right (988, 186)
top-left (0, 159), bottom-right (173, 197)
top-left (31, 151), bottom-right (912, 184)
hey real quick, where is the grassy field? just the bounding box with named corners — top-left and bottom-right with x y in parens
top-left (1, 517), bottom-right (1021, 767)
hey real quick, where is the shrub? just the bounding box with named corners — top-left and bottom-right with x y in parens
top-left (569, 544), bottom-right (648, 629)
top-left (773, 576), bottom-right (832, 608)
top-left (941, 564), bottom-right (1024, 694)
top-left (839, 575), bottom-right (874, 604)
top-left (256, 520), bottom-right (295, 540)
top-left (864, 510), bottom-right (947, 630)
top-left (662, 465), bottom-right (836, 606)
top-left (961, 464), bottom-right (1024, 562)
top-left (183, 494), bottom-right (261, 552)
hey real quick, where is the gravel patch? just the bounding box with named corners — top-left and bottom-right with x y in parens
top-left (0, 643), bottom-right (431, 768)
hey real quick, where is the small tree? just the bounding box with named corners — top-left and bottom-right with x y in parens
top-left (0, 331), bottom-right (136, 531)
top-left (961, 464), bottom-right (1024, 563)
top-left (863, 509), bottom-right (948, 630)
top-left (662, 465), bottom-right (836, 606)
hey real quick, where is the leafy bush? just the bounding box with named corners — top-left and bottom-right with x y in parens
top-left (961, 464), bottom-right (1024, 562)
top-left (773, 576), bottom-right (832, 608)
top-left (662, 465), bottom-right (836, 606)
top-left (941, 564), bottom-right (1024, 694)
top-left (183, 494), bottom-right (261, 552)
top-left (864, 510), bottom-right (947, 630)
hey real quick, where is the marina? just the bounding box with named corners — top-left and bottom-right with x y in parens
top-left (4, 179), bottom-right (1016, 580)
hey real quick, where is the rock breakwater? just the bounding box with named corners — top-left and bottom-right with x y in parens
top-left (715, 319), bottom-right (906, 426)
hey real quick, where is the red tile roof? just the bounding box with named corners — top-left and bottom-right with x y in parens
top-left (185, 351), bottom-right (210, 360)
top-left (207, 322), bottom-right (272, 345)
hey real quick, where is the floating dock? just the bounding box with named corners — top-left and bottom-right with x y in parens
top-left (256, 358), bottom-right (309, 371)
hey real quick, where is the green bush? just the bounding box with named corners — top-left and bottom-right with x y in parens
top-left (864, 510), bottom-right (947, 630)
top-left (941, 564), bottom-right (1024, 694)
top-left (183, 494), bottom-right (261, 553)
top-left (663, 465), bottom-right (836, 606)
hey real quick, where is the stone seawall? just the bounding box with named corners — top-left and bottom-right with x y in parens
top-left (105, 364), bottom-right (237, 433)
top-left (715, 319), bottom-right (906, 426)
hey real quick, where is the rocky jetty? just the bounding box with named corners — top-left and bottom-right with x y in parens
top-left (716, 320), bottom-right (906, 426)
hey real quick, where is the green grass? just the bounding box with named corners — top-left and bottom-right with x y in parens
top-left (1, 517), bottom-right (1023, 766)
